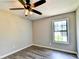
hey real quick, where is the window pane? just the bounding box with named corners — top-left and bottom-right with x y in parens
top-left (54, 32), bottom-right (67, 42)
top-left (54, 20), bottom-right (67, 31)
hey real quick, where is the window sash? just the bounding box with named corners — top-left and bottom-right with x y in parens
top-left (54, 32), bottom-right (68, 42)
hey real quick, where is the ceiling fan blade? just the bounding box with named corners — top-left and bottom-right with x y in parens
top-left (10, 8), bottom-right (24, 10)
top-left (33, 0), bottom-right (46, 7)
top-left (18, 0), bottom-right (25, 6)
top-left (26, 0), bottom-right (30, 4)
top-left (31, 9), bottom-right (42, 15)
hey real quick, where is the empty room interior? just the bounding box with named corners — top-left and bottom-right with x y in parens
top-left (0, 0), bottom-right (79, 59)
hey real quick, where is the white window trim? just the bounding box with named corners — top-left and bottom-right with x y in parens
top-left (51, 18), bottom-right (70, 44)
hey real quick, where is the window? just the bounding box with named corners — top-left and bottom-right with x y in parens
top-left (52, 18), bottom-right (69, 44)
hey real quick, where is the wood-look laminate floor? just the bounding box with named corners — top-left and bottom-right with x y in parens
top-left (2, 46), bottom-right (77, 59)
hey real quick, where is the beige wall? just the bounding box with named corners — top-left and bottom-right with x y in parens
top-left (0, 10), bottom-right (32, 57)
top-left (33, 12), bottom-right (77, 53)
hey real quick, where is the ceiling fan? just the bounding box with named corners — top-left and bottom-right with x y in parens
top-left (10, 0), bottom-right (46, 16)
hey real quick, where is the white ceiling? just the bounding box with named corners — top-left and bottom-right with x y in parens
top-left (0, 0), bottom-right (78, 20)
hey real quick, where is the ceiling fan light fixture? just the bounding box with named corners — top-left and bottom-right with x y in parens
top-left (25, 9), bottom-right (33, 16)
top-left (29, 11), bottom-right (33, 15)
top-left (25, 9), bottom-right (29, 15)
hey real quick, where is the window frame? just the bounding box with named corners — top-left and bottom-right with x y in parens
top-left (51, 18), bottom-right (70, 44)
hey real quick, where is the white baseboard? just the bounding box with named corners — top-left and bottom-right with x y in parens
top-left (0, 44), bottom-right (32, 59)
top-left (33, 44), bottom-right (77, 55)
